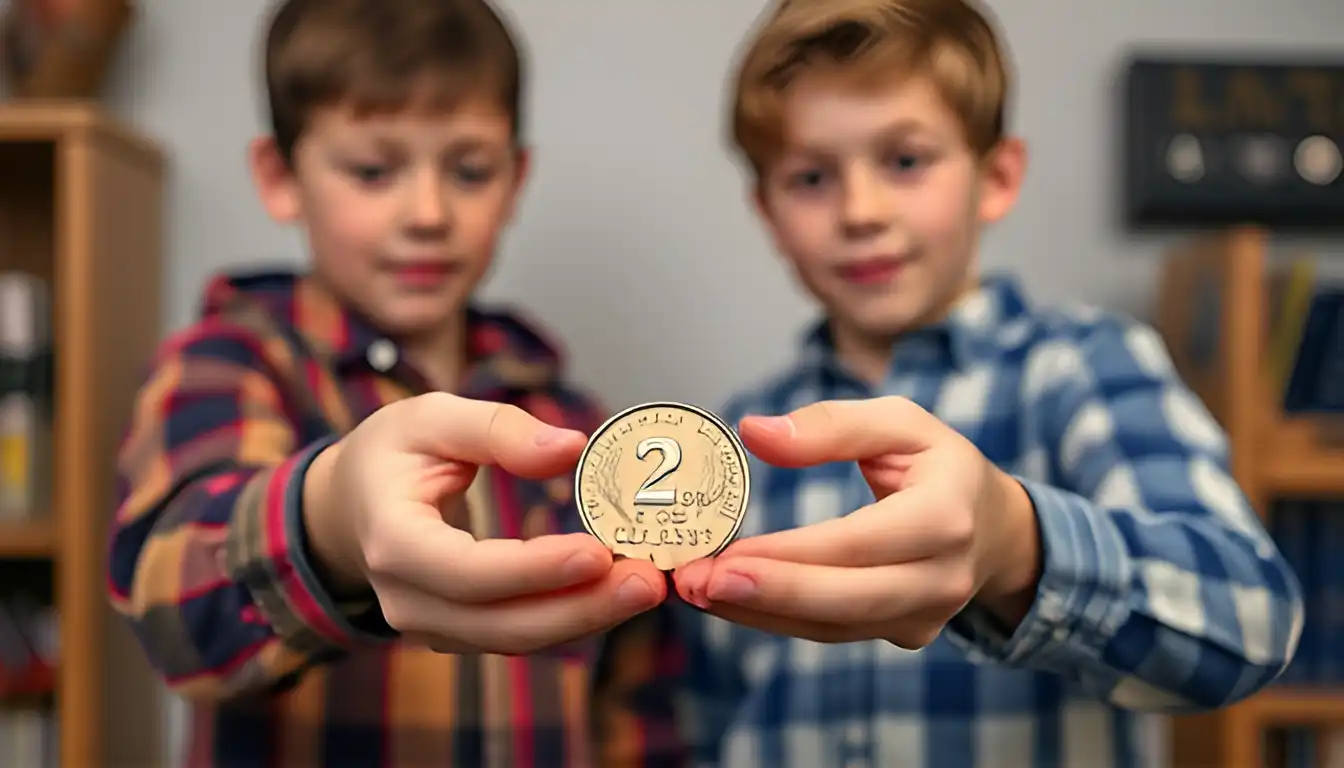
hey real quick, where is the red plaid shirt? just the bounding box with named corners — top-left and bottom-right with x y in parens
top-left (108, 271), bottom-right (686, 767)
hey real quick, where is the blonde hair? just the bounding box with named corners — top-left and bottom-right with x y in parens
top-left (730, 0), bottom-right (1010, 173)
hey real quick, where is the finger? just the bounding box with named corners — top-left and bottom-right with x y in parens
top-left (368, 513), bottom-right (615, 603)
top-left (696, 601), bottom-right (947, 648)
top-left (737, 396), bottom-right (939, 468)
top-left (381, 559), bottom-right (668, 655)
top-left (405, 392), bottom-right (589, 478)
top-left (693, 601), bottom-right (871, 643)
top-left (719, 487), bottom-right (967, 567)
top-left (673, 555), bottom-right (969, 625)
top-left (401, 631), bottom-right (486, 655)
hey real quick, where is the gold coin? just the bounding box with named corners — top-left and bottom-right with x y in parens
top-left (575, 401), bottom-right (750, 570)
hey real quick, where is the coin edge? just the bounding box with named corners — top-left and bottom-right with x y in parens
top-left (573, 400), bottom-right (752, 563)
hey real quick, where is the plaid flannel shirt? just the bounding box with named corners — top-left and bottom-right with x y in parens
top-left (675, 275), bottom-right (1305, 768)
top-left (107, 271), bottom-right (686, 768)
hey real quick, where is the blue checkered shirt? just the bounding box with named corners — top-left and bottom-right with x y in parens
top-left (674, 275), bottom-right (1304, 768)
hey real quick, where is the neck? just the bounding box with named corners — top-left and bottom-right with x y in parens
top-left (403, 313), bottom-right (468, 392)
top-left (832, 324), bottom-right (895, 386)
top-left (831, 272), bottom-right (982, 386)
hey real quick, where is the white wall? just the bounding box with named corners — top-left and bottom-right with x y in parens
top-left (6, 0), bottom-right (1344, 763)
top-left (84, 0), bottom-right (1344, 408)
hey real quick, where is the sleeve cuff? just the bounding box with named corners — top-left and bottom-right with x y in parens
top-left (944, 476), bottom-right (1134, 671)
top-left (232, 436), bottom-right (396, 656)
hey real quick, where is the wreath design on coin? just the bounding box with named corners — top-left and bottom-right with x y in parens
top-left (695, 451), bottom-right (728, 513)
top-left (594, 446), bottom-right (630, 523)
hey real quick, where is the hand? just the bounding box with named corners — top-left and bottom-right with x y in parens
top-left (303, 392), bottom-right (666, 655)
top-left (673, 396), bottom-right (1041, 648)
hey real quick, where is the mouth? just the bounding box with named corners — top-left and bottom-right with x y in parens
top-left (835, 255), bottom-right (907, 286)
top-left (386, 259), bottom-right (463, 287)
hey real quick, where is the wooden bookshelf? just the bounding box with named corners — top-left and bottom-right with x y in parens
top-left (0, 519), bottom-right (56, 557)
top-left (0, 102), bottom-right (163, 767)
top-left (1154, 226), bottom-right (1344, 768)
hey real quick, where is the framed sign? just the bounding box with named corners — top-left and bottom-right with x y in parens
top-left (1123, 53), bottom-right (1344, 230)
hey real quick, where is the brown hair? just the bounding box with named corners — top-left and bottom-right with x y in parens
top-left (261, 0), bottom-right (524, 165)
top-left (730, 0), bottom-right (1010, 174)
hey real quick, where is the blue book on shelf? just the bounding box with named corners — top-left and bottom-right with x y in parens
top-left (1284, 290), bottom-right (1344, 413)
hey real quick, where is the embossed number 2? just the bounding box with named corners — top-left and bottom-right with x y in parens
top-left (633, 437), bottom-right (681, 506)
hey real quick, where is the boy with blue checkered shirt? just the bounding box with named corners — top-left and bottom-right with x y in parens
top-left (668, 1), bottom-right (1305, 765)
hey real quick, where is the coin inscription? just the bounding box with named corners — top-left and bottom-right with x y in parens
top-left (575, 401), bottom-right (750, 570)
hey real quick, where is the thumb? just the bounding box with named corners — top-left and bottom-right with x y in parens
top-left (397, 392), bottom-right (588, 479)
top-left (738, 396), bottom-right (937, 467)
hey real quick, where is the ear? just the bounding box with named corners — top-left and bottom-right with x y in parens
top-left (749, 179), bottom-right (794, 262)
top-left (248, 136), bottom-right (303, 223)
top-left (749, 178), bottom-right (767, 220)
top-left (500, 145), bottom-right (532, 222)
top-left (512, 145), bottom-right (532, 190)
top-left (748, 178), bottom-right (781, 240)
top-left (977, 136), bottom-right (1027, 224)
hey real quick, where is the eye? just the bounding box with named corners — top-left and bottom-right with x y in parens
top-left (453, 163), bottom-right (496, 184)
top-left (787, 168), bottom-right (828, 189)
top-left (347, 163), bottom-right (390, 184)
top-left (886, 152), bottom-right (923, 172)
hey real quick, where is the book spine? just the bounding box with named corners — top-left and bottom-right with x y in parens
top-left (0, 272), bottom-right (51, 519)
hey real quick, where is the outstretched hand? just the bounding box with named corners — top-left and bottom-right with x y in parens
top-left (673, 396), bottom-right (1042, 648)
top-left (305, 392), bottom-right (667, 655)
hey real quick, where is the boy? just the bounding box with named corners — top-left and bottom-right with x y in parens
top-left (107, 1), bottom-right (684, 765)
top-left (670, 1), bottom-right (1305, 766)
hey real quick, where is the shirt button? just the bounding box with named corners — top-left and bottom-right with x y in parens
top-left (367, 339), bottom-right (398, 372)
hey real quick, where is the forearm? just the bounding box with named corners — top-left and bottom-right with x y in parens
top-left (946, 319), bottom-right (1305, 711)
top-left (109, 438), bottom-right (390, 702)
top-left (950, 474), bottom-right (1303, 712)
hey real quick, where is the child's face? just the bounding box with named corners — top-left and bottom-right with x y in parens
top-left (252, 97), bottom-right (526, 341)
top-left (754, 73), bottom-right (1023, 342)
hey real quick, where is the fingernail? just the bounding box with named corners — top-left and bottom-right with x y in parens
top-left (562, 550), bottom-right (603, 581)
top-left (671, 571), bottom-right (706, 610)
top-left (749, 415), bottom-right (794, 438)
top-left (616, 575), bottom-right (657, 611)
top-left (535, 426), bottom-right (576, 447)
top-left (707, 571), bottom-right (756, 603)
top-left (683, 586), bottom-right (711, 611)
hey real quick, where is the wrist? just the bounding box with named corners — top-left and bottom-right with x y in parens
top-left (975, 469), bottom-right (1042, 629)
top-left (301, 439), bottom-right (371, 598)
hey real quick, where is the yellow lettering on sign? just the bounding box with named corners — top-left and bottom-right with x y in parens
top-left (1171, 68), bottom-right (1212, 129)
top-left (1226, 69), bottom-right (1283, 128)
top-left (1286, 70), bottom-right (1334, 131)
top-left (1168, 66), bottom-right (1342, 132)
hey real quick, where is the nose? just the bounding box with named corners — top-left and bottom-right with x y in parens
top-left (840, 163), bottom-right (893, 239)
top-left (404, 168), bottom-right (450, 236)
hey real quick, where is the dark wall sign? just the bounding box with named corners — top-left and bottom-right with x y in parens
top-left (1123, 55), bottom-right (1344, 230)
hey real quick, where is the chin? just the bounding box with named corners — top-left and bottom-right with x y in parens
top-left (826, 299), bottom-right (925, 338)
top-left (370, 306), bottom-right (457, 338)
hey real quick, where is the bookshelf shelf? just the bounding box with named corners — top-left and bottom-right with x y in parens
top-left (1245, 687), bottom-right (1344, 726)
top-left (1261, 417), bottom-right (1344, 496)
top-left (1155, 227), bottom-right (1344, 766)
top-left (0, 101), bottom-right (163, 767)
top-left (0, 520), bottom-right (56, 557)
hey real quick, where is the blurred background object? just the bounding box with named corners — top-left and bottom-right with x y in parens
top-left (0, 0), bottom-right (132, 99)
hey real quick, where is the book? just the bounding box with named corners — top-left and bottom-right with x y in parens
top-left (0, 272), bottom-right (51, 520)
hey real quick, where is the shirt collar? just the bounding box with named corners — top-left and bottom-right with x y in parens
top-left (798, 273), bottom-right (1030, 375)
top-left (200, 270), bottom-right (563, 393)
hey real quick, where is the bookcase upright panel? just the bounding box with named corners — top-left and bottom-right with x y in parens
top-left (57, 118), bottom-right (164, 768)
top-left (0, 103), bottom-right (164, 768)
